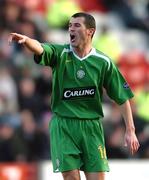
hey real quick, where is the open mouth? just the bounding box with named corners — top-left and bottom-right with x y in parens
top-left (70, 34), bottom-right (76, 43)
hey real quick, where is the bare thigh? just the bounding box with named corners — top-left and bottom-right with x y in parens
top-left (84, 172), bottom-right (105, 180)
top-left (62, 169), bottom-right (81, 180)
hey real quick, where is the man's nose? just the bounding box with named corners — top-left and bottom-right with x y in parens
top-left (69, 26), bottom-right (75, 31)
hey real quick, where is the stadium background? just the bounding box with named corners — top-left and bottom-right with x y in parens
top-left (0, 0), bottom-right (148, 179)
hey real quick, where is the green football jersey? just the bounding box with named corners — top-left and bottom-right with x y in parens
top-left (34, 43), bottom-right (134, 119)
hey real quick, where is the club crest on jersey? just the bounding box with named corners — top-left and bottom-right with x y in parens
top-left (63, 86), bottom-right (96, 100)
top-left (77, 69), bottom-right (85, 79)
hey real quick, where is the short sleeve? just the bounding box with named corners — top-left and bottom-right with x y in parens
top-left (34, 43), bottom-right (57, 67)
top-left (103, 61), bottom-right (134, 105)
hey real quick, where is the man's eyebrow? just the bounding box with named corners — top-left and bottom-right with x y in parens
top-left (69, 22), bottom-right (81, 25)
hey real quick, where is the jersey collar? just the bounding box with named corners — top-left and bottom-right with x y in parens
top-left (70, 45), bottom-right (96, 61)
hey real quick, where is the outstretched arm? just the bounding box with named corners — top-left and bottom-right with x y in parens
top-left (119, 100), bottom-right (140, 155)
top-left (8, 33), bottom-right (43, 55)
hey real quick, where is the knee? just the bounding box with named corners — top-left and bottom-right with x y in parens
top-left (62, 170), bottom-right (80, 180)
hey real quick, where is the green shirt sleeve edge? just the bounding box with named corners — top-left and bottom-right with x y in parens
top-left (116, 93), bottom-right (134, 105)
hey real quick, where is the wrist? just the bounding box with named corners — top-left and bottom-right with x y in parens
top-left (126, 126), bottom-right (135, 133)
top-left (24, 36), bottom-right (29, 43)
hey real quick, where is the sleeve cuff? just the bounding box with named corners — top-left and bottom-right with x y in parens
top-left (34, 53), bottom-right (43, 64)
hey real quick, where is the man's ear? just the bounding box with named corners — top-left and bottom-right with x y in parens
top-left (88, 28), bottom-right (95, 38)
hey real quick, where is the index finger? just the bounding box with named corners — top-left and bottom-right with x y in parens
top-left (10, 33), bottom-right (24, 38)
top-left (8, 33), bottom-right (22, 45)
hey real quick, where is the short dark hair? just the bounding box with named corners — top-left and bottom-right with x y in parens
top-left (71, 12), bottom-right (96, 29)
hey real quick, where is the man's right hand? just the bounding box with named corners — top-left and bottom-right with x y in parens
top-left (8, 33), bottom-right (28, 45)
top-left (8, 32), bottom-right (43, 55)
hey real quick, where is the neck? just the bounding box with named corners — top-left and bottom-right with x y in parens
top-left (72, 44), bottom-right (92, 58)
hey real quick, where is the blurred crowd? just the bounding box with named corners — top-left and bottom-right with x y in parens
top-left (0, 0), bottom-right (149, 162)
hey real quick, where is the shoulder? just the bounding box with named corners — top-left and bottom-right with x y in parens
top-left (41, 42), bottom-right (69, 51)
top-left (92, 48), bottom-right (112, 70)
top-left (43, 43), bottom-right (71, 55)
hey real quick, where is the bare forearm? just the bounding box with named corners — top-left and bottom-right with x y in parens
top-left (119, 100), bottom-right (135, 132)
top-left (119, 100), bottom-right (140, 154)
top-left (24, 37), bottom-right (43, 55)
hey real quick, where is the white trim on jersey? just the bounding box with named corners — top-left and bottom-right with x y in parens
top-left (61, 48), bottom-right (72, 57)
top-left (92, 49), bottom-right (111, 70)
top-left (61, 45), bottom-right (111, 70)
top-left (70, 45), bottom-right (95, 61)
